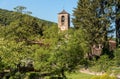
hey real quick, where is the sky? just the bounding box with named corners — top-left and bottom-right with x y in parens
top-left (0, 0), bottom-right (78, 25)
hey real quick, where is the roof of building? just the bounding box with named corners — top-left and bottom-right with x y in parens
top-left (58, 9), bottom-right (69, 14)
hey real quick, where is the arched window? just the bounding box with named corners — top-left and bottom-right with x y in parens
top-left (61, 16), bottom-right (65, 23)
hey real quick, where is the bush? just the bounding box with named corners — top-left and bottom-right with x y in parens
top-left (28, 72), bottom-right (40, 79)
top-left (114, 48), bottom-right (120, 66)
top-left (90, 55), bottom-right (113, 72)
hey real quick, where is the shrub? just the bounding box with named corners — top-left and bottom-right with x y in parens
top-left (114, 48), bottom-right (120, 66)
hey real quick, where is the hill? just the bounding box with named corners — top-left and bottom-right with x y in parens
top-left (0, 8), bottom-right (57, 41)
top-left (0, 8), bottom-right (56, 26)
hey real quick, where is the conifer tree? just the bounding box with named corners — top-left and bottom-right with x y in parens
top-left (115, 0), bottom-right (120, 47)
top-left (72, 0), bottom-right (113, 55)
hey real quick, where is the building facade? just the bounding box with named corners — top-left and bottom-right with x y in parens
top-left (58, 10), bottom-right (70, 31)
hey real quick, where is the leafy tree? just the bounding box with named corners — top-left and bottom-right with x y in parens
top-left (0, 23), bottom-right (88, 78)
top-left (0, 38), bottom-right (26, 78)
top-left (32, 27), bottom-right (88, 78)
top-left (13, 6), bottom-right (32, 15)
top-left (0, 15), bottom-right (45, 42)
top-left (14, 6), bottom-right (26, 13)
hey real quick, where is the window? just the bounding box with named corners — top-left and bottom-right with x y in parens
top-left (61, 16), bottom-right (65, 22)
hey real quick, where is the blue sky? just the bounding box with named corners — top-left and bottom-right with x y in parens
top-left (0, 0), bottom-right (78, 25)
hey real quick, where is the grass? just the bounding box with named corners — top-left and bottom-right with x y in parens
top-left (44, 72), bottom-right (94, 79)
top-left (66, 72), bottom-right (94, 79)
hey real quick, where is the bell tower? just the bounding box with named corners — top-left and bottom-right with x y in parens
top-left (58, 10), bottom-right (70, 31)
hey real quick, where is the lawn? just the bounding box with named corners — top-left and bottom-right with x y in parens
top-left (45, 72), bottom-right (94, 79)
top-left (66, 72), bottom-right (94, 79)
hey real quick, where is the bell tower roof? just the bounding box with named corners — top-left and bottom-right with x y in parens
top-left (58, 9), bottom-right (69, 14)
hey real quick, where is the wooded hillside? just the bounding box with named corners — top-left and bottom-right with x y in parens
top-left (0, 8), bottom-right (56, 26)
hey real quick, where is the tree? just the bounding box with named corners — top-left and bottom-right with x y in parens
top-left (0, 15), bottom-right (44, 42)
top-left (13, 6), bottom-right (32, 15)
top-left (14, 6), bottom-right (26, 13)
top-left (33, 28), bottom-right (87, 78)
top-left (72, 0), bottom-right (113, 55)
top-left (115, 0), bottom-right (120, 47)
top-left (0, 38), bottom-right (32, 78)
top-left (0, 23), bottom-right (88, 78)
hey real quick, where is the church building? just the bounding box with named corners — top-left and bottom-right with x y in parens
top-left (58, 10), bottom-right (70, 31)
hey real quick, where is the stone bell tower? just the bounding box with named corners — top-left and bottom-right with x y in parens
top-left (58, 10), bottom-right (70, 31)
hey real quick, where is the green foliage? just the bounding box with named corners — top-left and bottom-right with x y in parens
top-left (27, 72), bottom-right (40, 79)
top-left (0, 8), bottom-right (56, 26)
top-left (9, 72), bottom-right (26, 79)
top-left (72, 0), bottom-right (114, 56)
top-left (90, 55), bottom-right (113, 72)
top-left (91, 74), bottom-right (116, 79)
top-left (0, 38), bottom-right (33, 69)
top-left (0, 9), bottom-right (56, 42)
top-left (67, 72), bottom-right (93, 79)
top-left (13, 6), bottom-right (32, 15)
top-left (0, 18), bottom-right (41, 41)
top-left (32, 28), bottom-right (87, 77)
top-left (33, 47), bottom-right (52, 72)
top-left (43, 25), bottom-right (58, 38)
top-left (14, 6), bottom-right (27, 13)
top-left (0, 22), bottom-right (88, 78)
top-left (1, 3), bottom-right (120, 78)
top-left (114, 48), bottom-right (120, 66)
